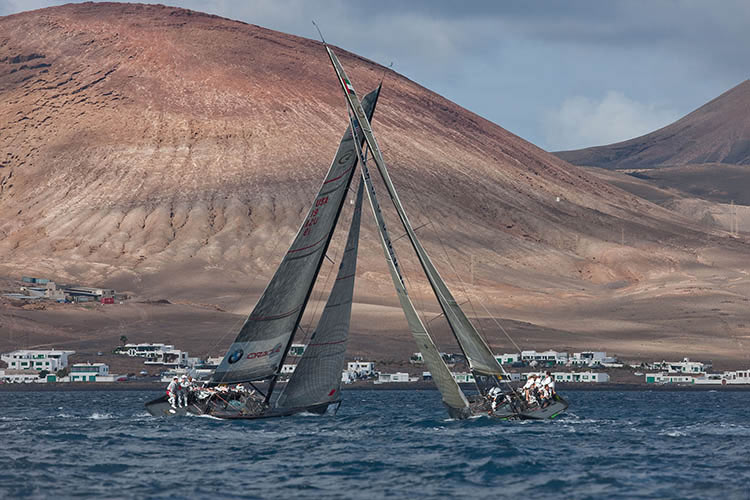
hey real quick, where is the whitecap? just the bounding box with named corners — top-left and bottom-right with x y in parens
top-left (89, 412), bottom-right (114, 420)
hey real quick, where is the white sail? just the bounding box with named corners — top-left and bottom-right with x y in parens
top-left (324, 47), bottom-right (503, 377)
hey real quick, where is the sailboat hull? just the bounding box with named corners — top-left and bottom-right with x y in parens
top-left (464, 393), bottom-right (569, 420)
top-left (144, 394), bottom-right (336, 419)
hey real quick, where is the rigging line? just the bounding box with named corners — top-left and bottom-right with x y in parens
top-left (348, 107), bottom-right (434, 339)
top-left (392, 222), bottom-right (430, 243)
top-left (404, 176), bottom-right (509, 358)
top-left (403, 173), bottom-right (496, 349)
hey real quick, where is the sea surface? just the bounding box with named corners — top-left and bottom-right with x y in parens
top-left (1, 389), bottom-right (748, 499)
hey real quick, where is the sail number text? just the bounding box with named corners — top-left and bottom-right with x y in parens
top-left (303, 196), bottom-right (329, 236)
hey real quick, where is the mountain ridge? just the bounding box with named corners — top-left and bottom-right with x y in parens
top-left (2, 3), bottom-right (750, 365)
top-left (554, 79), bottom-right (750, 169)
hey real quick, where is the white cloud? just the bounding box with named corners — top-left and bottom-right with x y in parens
top-left (544, 91), bottom-right (679, 151)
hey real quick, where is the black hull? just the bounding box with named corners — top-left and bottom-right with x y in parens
top-left (144, 394), bottom-right (334, 420)
top-left (463, 394), bottom-right (569, 421)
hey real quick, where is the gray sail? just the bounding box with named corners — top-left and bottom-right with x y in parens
top-left (275, 180), bottom-right (364, 409)
top-left (211, 87), bottom-right (381, 385)
top-left (358, 149), bottom-right (470, 416)
top-left (324, 46), bottom-right (503, 377)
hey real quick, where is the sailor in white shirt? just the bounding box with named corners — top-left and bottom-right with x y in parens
top-left (487, 386), bottom-right (502, 411)
top-left (167, 377), bottom-right (179, 408)
top-left (522, 375), bottom-right (536, 402)
top-left (542, 371), bottom-right (555, 398)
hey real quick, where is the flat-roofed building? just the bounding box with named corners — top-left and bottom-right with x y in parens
top-left (70, 363), bottom-right (114, 382)
top-left (1, 349), bottom-right (74, 372)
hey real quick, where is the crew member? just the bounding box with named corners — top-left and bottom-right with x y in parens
top-left (167, 377), bottom-right (179, 408)
top-left (487, 386), bottom-right (502, 412)
top-left (522, 375), bottom-right (536, 403)
top-left (178, 375), bottom-right (189, 407)
top-left (542, 371), bottom-right (555, 398)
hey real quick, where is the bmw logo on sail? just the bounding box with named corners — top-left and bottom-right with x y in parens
top-left (227, 349), bottom-right (244, 364)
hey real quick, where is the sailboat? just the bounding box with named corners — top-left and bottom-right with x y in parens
top-left (322, 43), bottom-right (568, 420)
top-left (145, 87), bottom-right (380, 418)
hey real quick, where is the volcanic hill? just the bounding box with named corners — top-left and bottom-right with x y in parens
top-left (2, 3), bottom-right (750, 367)
top-left (555, 80), bottom-right (750, 170)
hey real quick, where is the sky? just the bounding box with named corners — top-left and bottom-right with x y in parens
top-left (1, 0), bottom-right (749, 151)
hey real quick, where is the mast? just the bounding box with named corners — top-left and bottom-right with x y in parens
top-left (323, 46), bottom-right (504, 382)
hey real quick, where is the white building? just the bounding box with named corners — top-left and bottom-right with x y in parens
top-left (1, 349), bottom-right (74, 372)
top-left (451, 372), bottom-right (476, 384)
top-left (143, 349), bottom-right (189, 368)
top-left (0, 369), bottom-right (47, 383)
top-left (650, 358), bottom-right (710, 374)
top-left (691, 369), bottom-right (750, 385)
top-left (69, 363), bottom-right (115, 382)
top-left (527, 371), bottom-right (610, 383)
top-left (120, 343), bottom-right (174, 358)
top-left (521, 350), bottom-right (569, 365)
top-left (375, 372), bottom-right (414, 384)
top-left (288, 344), bottom-right (307, 357)
top-left (496, 353), bottom-right (521, 365)
top-left (347, 361), bottom-right (375, 376)
top-left (570, 351), bottom-right (617, 366)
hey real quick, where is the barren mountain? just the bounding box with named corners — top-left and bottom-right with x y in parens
top-left (2, 3), bottom-right (750, 367)
top-left (555, 80), bottom-right (750, 170)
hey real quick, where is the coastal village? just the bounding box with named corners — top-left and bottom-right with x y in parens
top-left (2, 342), bottom-right (749, 388)
top-left (2, 276), bottom-right (749, 388)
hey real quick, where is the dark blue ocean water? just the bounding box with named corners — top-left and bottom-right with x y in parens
top-left (1, 389), bottom-right (748, 499)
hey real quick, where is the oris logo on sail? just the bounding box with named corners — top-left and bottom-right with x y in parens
top-left (245, 344), bottom-right (282, 360)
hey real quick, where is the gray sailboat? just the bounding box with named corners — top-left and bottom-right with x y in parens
top-left (145, 88), bottom-right (379, 418)
top-left (324, 44), bottom-right (567, 420)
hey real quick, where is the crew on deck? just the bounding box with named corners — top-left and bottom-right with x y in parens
top-left (166, 376), bottom-right (181, 409)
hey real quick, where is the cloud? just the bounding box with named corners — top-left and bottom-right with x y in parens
top-left (544, 91), bottom-right (679, 151)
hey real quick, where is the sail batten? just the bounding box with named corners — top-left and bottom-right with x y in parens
top-left (275, 180), bottom-right (365, 409)
top-left (325, 47), bottom-right (503, 378)
top-left (211, 87), bottom-right (381, 386)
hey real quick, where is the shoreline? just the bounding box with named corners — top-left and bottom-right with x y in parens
top-left (0, 381), bottom-right (748, 392)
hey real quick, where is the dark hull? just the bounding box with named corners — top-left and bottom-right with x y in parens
top-left (144, 394), bottom-right (334, 420)
top-left (465, 394), bottom-right (569, 420)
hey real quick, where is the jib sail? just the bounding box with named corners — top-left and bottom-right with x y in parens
top-left (276, 180), bottom-right (364, 409)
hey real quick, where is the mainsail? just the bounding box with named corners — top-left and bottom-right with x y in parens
top-left (211, 87), bottom-right (381, 386)
top-left (275, 180), bottom-right (364, 409)
top-left (324, 46), bottom-right (503, 378)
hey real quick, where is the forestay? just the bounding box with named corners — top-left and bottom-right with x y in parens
top-left (324, 46), bottom-right (503, 378)
top-left (275, 180), bottom-right (365, 409)
top-left (211, 87), bottom-right (381, 385)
